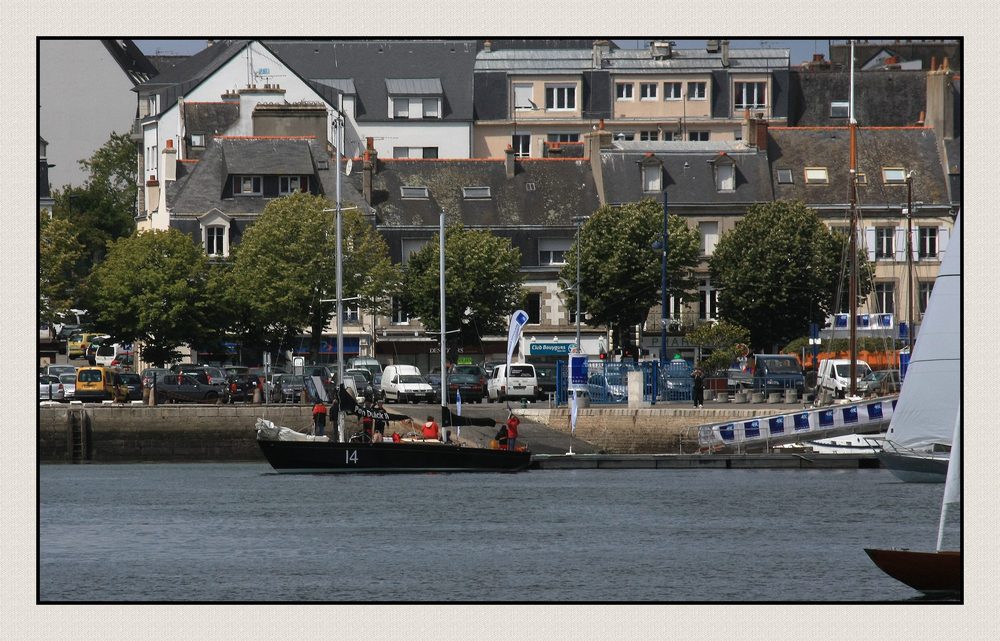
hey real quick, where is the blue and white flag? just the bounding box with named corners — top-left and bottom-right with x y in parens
top-left (455, 388), bottom-right (462, 439)
top-left (506, 309), bottom-right (529, 370)
top-left (570, 389), bottom-right (579, 435)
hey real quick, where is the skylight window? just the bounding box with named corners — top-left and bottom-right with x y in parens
top-left (804, 167), bottom-right (829, 184)
top-left (882, 167), bottom-right (907, 184)
top-left (777, 169), bottom-right (793, 184)
top-left (462, 186), bottom-right (491, 199)
top-left (400, 186), bottom-right (429, 199)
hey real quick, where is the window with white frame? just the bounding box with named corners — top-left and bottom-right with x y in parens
top-left (804, 167), bottom-right (829, 184)
top-left (734, 81), bottom-right (767, 110)
top-left (392, 97), bottom-right (409, 118)
top-left (423, 98), bottom-right (439, 118)
top-left (918, 226), bottom-right (938, 258)
top-left (640, 82), bottom-right (658, 100)
top-left (698, 221), bottom-right (719, 256)
top-left (856, 171), bottom-right (868, 185)
top-left (538, 238), bottom-right (571, 266)
top-left (546, 133), bottom-right (580, 143)
top-left (661, 131), bottom-right (675, 141)
top-left (616, 82), bottom-right (634, 100)
top-left (688, 131), bottom-right (709, 141)
top-left (205, 226), bottom-right (226, 257)
top-left (663, 82), bottom-right (682, 100)
top-left (640, 130), bottom-right (659, 141)
top-left (777, 168), bottom-right (794, 184)
top-left (688, 81), bottom-right (707, 100)
top-left (391, 297), bottom-right (410, 324)
top-left (874, 281), bottom-right (895, 314)
top-left (342, 304), bottom-right (360, 324)
top-left (614, 131), bottom-right (635, 141)
top-left (190, 133), bottom-right (206, 148)
top-left (918, 281), bottom-right (933, 315)
top-left (279, 176), bottom-right (307, 194)
top-left (545, 83), bottom-right (576, 110)
top-left (400, 186), bottom-right (429, 199)
top-left (882, 167), bottom-right (907, 184)
top-left (513, 83), bottom-right (534, 111)
top-left (234, 175), bottom-right (262, 195)
top-left (715, 163), bottom-right (735, 191)
top-left (875, 226), bottom-right (895, 259)
top-left (146, 95), bottom-right (158, 116)
top-left (401, 238), bottom-right (428, 266)
top-left (146, 145), bottom-right (158, 173)
top-left (642, 164), bottom-right (662, 192)
top-left (462, 186), bottom-right (491, 199)
top-left (699, 279), bottom-right (719, 320)
top-left (830, 101), bottom-right (850, 118)
top-left (512, 133), bottom-right (530, 158)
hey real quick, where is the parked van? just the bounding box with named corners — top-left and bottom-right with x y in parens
top-left (380, 364), bottom-right (434, 404)
top-left (67, 332), bottom-right (105, 359)
top-left (486, 363), bottom-right (539, 403)
top-left (75, 366), bottom-right (117, 402)
top-left (95, 342), bottom-right (123, 367)
top-left (751, 354), bottom-right (805, 395)
top-left (816, 358), bottom-right (873, 398)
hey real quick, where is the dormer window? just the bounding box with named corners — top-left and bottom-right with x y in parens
top-left (279, 176), bottom-right (308, 195)
top-left (199, 210), bottom-right (231, 258)
top-left (190, 133), bottom-right (206, 148)
top-left (710, 153), bottom-right (736, 192)
top-left (234, 175), bottom-right (262, 195)
top-left (401, 186), bottom-right (429, 199)
top-left (462, 186), bottom-right (491, 200)
top-left (641, 163), bottom-right (662, 192)
top-left (804, 167), bottom-right (829, 184)
top-left (386, 78), bottom-right (443, 120)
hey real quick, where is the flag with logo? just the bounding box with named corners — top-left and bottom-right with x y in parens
top-left (506, 309), bottom-right (529, 370)
top-left (570, 389), bottom-right (579, 435)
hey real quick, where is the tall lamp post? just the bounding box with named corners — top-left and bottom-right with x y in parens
top-left (652, 190), bottom-right (669, 363)
top-left (571, 215), bottom-right (590, 350)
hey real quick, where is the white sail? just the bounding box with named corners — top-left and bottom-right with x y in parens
top-left (883, 212), bottom-right (961, 451)
top-left (943, 411), bottom-right (961, 506)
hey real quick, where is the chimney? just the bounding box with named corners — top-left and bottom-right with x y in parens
top-left (144, 175), bottom-right (159, 216)
top-left (505, 144), bottom-right (516, 179)
top-left (720, 39), bottom-right (730, 67)
top-left (483, 39), bottom-right (492, 53)
top-left (925, 67), bottom-right (955, 140)
top-left (754, 118), bottom-right (769, 150)
top-left (161, 138), bottom-right (177, 182)
top-left (363, 137), bottom-right (378, 203)
top-left (740, 109), bottom-right (751, 143)
top-left (930, 56), bottom-right (937, 71)
top-left (592, 39), bottom-right (611, 68)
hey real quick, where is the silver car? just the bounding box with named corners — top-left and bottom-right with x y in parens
top-left (39, 374), bottom-right (65, 401)
top-left (58, 373), bottom-right (77, 400)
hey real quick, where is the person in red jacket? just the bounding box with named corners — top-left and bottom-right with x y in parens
top-left (421, 416), bottom-right (440, 440)
top-left (505, 413), bottom-right (520, 451)
top-left (312, 401), bottom-right (327, 437)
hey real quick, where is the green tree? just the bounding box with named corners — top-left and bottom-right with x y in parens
top-left (49, 132), bottom-right (138, 273)
top-left (88, 228), bottom-right (212, 366)
top-left (227, 192), bottom-right (400, 363)
top-left (709, 200), bottom-right (872, 352)
top-left (402, 225), bottom-right (524, 355)
top-left (559, 199), bottom-right (701, 353)
top-left (39, 211), bottom-right (86, 324)
top-left (685, 320), bottom-right (751, 374)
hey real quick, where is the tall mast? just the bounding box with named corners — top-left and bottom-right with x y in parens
top-left (439, 211), bottom-right (447, 418)
top-left (906, 173), bottom-right (915, 355)
top-left (848, 40), bottom-right (859, 397)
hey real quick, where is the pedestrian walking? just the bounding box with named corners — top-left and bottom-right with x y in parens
top-left (692, 367), bottom-right (705, 408)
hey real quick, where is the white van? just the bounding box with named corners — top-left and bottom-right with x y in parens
top-left (94, 342), bottom-right (121, 367)
top-left (487, 363), bottom-right (539, 403)
top-left (380, 364), bottom-right (435, 404)
top-left (816, 358), bottom-right (872, 398)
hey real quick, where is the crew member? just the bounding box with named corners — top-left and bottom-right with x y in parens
top-left (312, 401), bottom-right (327, 436)
top-left (421, 415), bottom-right (440, 440)
top-left (505, 413), bottom-right (520, 451)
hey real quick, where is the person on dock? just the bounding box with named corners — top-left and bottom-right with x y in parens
top-left (505, 413), bottom-right (520, 451)
top-left (312, 401), bottom-right (327, 436)
top-left (327, 397), bottom-right (340, 441)
top-left (421, 415), bottom-right (440, 440)
top-left (494, 423), bottom-right (508, 449)
top-left (692, 368), bottom-right (705, 408)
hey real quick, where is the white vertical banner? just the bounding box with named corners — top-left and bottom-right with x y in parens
top-left (570, 389), bottom-right (579, 434)
top-left (506, 309), bottom-right (529, 370)
top-left (455, 388), bottom-right (462, 439)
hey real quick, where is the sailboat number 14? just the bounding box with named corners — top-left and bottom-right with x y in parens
top-left (345, 450), bottom-right (358, 464)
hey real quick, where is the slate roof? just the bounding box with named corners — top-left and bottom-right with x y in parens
top-left (101, 39), bottom-right (159, 85)
top-left (474, 47), bottom-right (789, 74)
top-left (166, 137), bottom-right (363, 215)
top-left (766, 127), bottom-right (951, 208)
top-left (345, 158), bottom-right (600, 228)
top-left (264, 40), bottom-right (478, 122)
top-left (789, 69), bottom-right (927, 126)
top-left (600, 145), bottom-right (773, 206)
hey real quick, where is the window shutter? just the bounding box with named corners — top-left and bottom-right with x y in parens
top-left (864, 227), bottom-right (876, 262)
top-left (911, 229), bottom-right (919, 263)
top-left (894, 228), bottom-right (907, 261)
top-left (938, 226), bottom-right (950, 258)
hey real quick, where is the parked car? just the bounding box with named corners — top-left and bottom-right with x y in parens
top-left (224, 365), bottom-right (250, 377)
top-left (347, 357), bottom-right (383, 381)
top-left (58, 373), bottom-right (77, 400)
top-left (67, 332), bottom-right (106, 359)
top-left (170, 364), bottom-right (229, 400)
top-left (155, 371), bottom-right (223, 403)
top-left (534, 363), bottom-right (558, 400)
top-left (85, 335), bottom-right (111, 364)
top-left (380, 364), bottom-right (435, 404)
top-left (858, 368), bottom-right (901, 396)
top-left (447, 371), bottom-right (485, 403)
top-left (39, 374), bottom-right (65, 401)
top-left (486, 363), bottom-right (539, 403)
top-left (140, 367), bottom-right (171, 389)
top-left (270, 374), bottom-right (306, 403)
top-left (115, 372), bottom-right (144, 401)
top-left (225, 374), bottom-right (257, 403)
top-left (43, 364), bottom-right (77, 378)
top-left (75, 366), bottom-right (117, 402)
top-left (586, 372), bottom-right (627, 403)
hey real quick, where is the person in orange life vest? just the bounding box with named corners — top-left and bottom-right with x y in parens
top-left (312, 402), bottom-right (327, 436)
top-left (362, 414), bottom-right (374, 441)
top-left (421, 415), bottom-right (440, 440)
top-left (505, 414), bottom-right (520, 451)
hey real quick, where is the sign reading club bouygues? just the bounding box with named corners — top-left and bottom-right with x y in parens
top-left (529, 342), bottom-right (573, 355)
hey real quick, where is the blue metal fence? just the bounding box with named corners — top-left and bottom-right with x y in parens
top-left (554, 358), bottom-right (697, 406)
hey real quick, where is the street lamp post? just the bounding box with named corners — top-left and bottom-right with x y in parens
top-left (571, 215), bottom-right (590, 350)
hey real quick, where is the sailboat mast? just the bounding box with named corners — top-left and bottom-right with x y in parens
top-left (848, 40), bottom-right (859, 397)
top-left (906, 174), bottom-right (915, 355)
top-left (439, 211), bottom-right (447, 415)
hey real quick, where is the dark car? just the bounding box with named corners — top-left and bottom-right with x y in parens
top-left (448, 372), bottom-right (485, 403)
top-left (534, 363), bottom-right (558, 400)
top-left (141, 367), bottom-right (171, 389)
top-left (859, 369), bottom-right (901, 396)
top-left (270, 374), bottom-right (306, 403)
top-left (226, 374), bottom-right (257, 403)
top-left (155, 371), bottom-right (223, 403)
top-left (114, 372), bottom-right (144, 401)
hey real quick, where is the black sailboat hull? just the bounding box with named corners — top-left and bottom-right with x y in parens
top-left (864, 548), bottom-right (962, 595)
top-left (877, 450), bottom-right (949, 483)
top-left (258, 439), bottom-right (531, 473)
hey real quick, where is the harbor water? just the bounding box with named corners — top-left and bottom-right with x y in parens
top-left (38, 463), bottom-right (960, 602)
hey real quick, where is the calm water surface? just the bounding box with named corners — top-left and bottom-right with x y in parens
top-left (39, 463), bottom-right (960, 602)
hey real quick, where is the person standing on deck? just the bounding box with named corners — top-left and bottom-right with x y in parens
top-left (312, 401), bottom-right (327, 436)
top-left (327, 397), bottom-right (340, 441)
top-left (505, 413), bottom-right (520, 451)
top-left (692, 368), bottom-right (705, 408)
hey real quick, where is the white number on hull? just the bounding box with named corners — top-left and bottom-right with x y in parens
top-left (345, 450), bottom-right (358, 464)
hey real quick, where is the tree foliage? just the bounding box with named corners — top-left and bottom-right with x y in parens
top-left (685, 320), bottom-right (751, 374)
top-left (39, 211), bottom-right (86, 324)
top-left (88, 228), bottom-right (212, 366)
top-left (402, 224), bottom-right (524, 352)
top-left (227, 192), bottom-right (400, 362)
top-left (709, 200), bottom-right (872, 352)
top-left (559, 199), bottom-right (701, 352)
